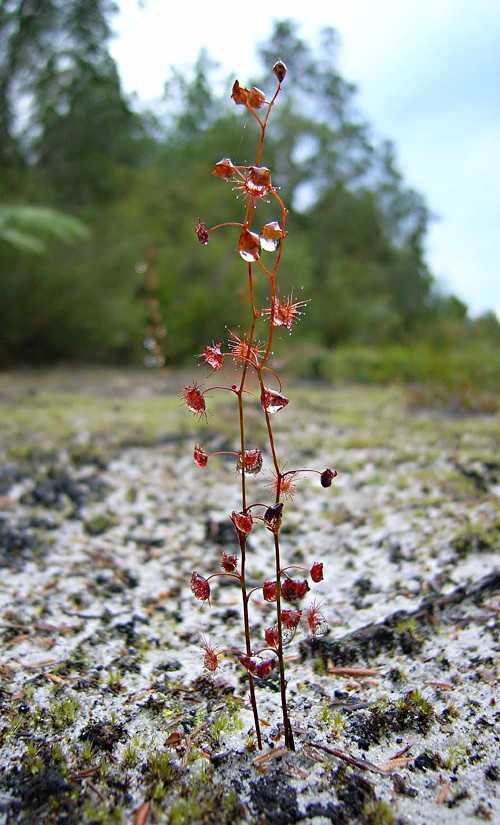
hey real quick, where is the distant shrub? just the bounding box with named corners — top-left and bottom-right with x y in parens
top-left (281, 343), bottom-right (500, 412)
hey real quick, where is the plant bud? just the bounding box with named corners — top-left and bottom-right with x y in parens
top-left (273, 60), bottom-right (287, 82)
top-left (264, 502), bottom-right (283, 533)
top-left (310, 562), bottom-right (324, 582)
top-left (321, 468), bottom-right (337, 487)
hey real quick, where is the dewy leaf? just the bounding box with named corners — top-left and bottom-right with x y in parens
top-left (236, 449), bottom-right (263, 474)
top-left (193, 444), bottom-right (208, 467)
top-left (281, 578), bottom-right (310, 603)
top-left (213, 158), bottom-right (235, 179)
top-left (261, 388), bottom-right (289, 414)
top-left (231, 80), bottom-right (249, 105)
top-left (246, 166), bottom-right (271, 197)
top-left (247, 86), bottom-right (266, 109)
top-left (198, 343), bottom-right (224, 370)
top-left (238, 228), bottom-right (260, 261)
top-left (190, 572), bottom-right (211, 602)
top-left (182, 384), bottom-right (207, 418)
top-left (239, 655), bottom-right (277, 679)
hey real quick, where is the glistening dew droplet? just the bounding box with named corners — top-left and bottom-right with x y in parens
top-left (260, 236), bottom-right (279, 253)
top-left (260, 221), bottom-right (282, 252)
top-left (309, 612), bottom-right (328, 637)
top-left (265, 622), bottom-right (296, 646)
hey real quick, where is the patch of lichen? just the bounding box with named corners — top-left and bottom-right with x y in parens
top-left (393, 618), bottom-right (426, 655)
top-left (304, 767), bottom-right (390, 825)
top-left (160, 767), bottom-right (248, 825)
top-left (451, 517), bottom-right (500, 557)
top-left (304, 612), bottom-right (427, 667)
top-left (361, 799), bottom-right (399, 825)
top-left (0, 740), bottom-right (77, 824)
top-left (349, 690), bottom-right (435, 750)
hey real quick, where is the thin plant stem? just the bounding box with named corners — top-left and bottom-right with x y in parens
top-left (234, 261), bottom-right (263, 749)
top-left (239, 534), bottom-right (262, 749)
top-left (258, 370), bottom-right (295, 750)
top-left (273, 532), bottom-right (295, 751)
top-left (188, 61), bottom-right (334, 754)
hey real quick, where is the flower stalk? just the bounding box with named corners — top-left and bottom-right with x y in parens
top-left (185, 59), bottom-right (336, 751)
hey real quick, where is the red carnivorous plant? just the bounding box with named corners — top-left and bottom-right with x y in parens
top-left (185, 60), bottom-right (336, 751)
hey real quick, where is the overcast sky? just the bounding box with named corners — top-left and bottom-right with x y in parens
top-left (111, 0), bottom-right (500, 317)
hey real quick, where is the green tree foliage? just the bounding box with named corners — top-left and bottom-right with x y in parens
top-left (0, 0), bottom-right (57, 175)
top-left (0, 0), bottom-right (151, 364)
top-left (0, 204), bottom-right (88, 252)
top-left (0, 10), bottom-right (498, 367)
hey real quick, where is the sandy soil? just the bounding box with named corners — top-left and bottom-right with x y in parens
top-left (0, 369), bottom-right (498, 824)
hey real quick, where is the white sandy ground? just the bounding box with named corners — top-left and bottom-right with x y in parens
top-left (0, 372), bottom-right (498, 823)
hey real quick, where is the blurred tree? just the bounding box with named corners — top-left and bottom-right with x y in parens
top-left (0, 10), bottom-right (498, 367)
top-left (0, 0), bottom-right (147, 203)
top-left (0, 0), bottom-right (58, 177)
top-left (471, 310), bottom-right (500, 345)
top-left (162, 49), bottom-right (226, 138)
top-left (32, 0), bottom-right (147, 205)
top-left (256, 22), bottom-right (375, 205)
top-left (0, 0), bottom-right (152, 364)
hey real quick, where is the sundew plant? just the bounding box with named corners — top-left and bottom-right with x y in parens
top-left (184, 60), bottom-right (336, 752)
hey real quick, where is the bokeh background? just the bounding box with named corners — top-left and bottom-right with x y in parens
top-left (1, 1), bottom-right (499, 406)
